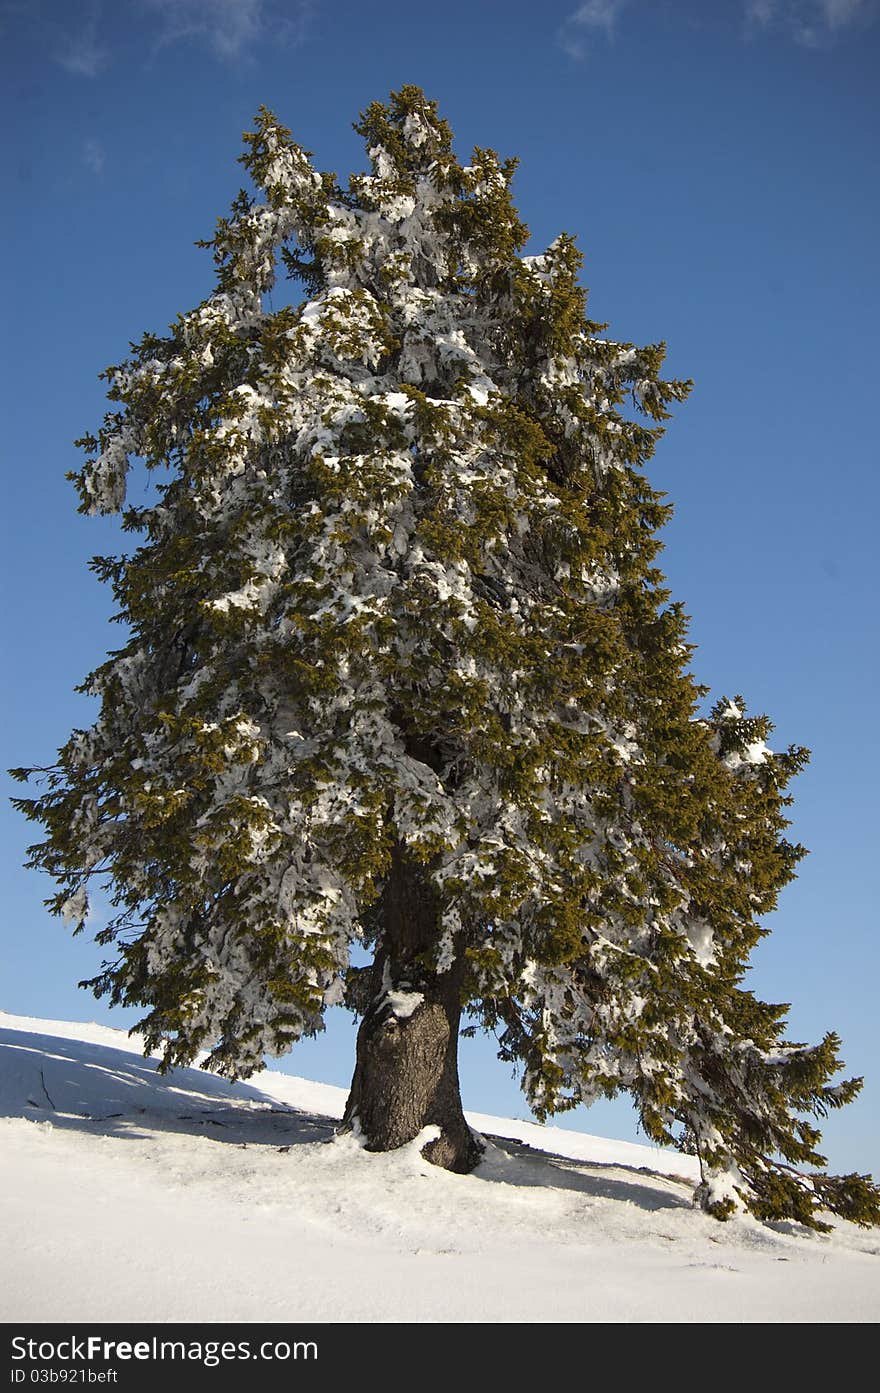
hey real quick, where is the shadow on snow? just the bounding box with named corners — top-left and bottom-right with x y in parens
top-left (1, 1025), bottom-right (694, 1213)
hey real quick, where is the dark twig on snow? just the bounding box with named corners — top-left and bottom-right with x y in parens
top-left (39, 1069), bottom-right (56, 1110)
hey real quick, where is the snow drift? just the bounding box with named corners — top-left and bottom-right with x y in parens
top-left (1, 1011), bottom-right (877, 1323)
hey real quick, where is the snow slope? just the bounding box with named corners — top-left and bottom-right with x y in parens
top-left (2, 1010), bottom-right (878, 1323)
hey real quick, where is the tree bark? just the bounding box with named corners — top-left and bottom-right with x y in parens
top-left (342, 843), bottom-right (483, 1173)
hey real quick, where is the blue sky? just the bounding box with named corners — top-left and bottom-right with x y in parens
top-left (2, 0), bottom-right (878, 1171)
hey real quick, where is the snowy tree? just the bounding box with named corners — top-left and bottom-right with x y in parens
top-left (13, 88), bottom-right (879, 1229)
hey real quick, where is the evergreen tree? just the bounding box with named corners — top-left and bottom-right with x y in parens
top-left (13, 88), bottom-right (879, 1229)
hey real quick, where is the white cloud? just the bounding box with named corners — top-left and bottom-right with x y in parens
top-left (558, 0), bottom-right (629, 60)
top-left (746, 0), bottom-right (871, 44)
top-left (54, 6), bottom-right (108, 77)
top-left (40, 0), bottom-right (309, 76)
top-left (83, 139), bottom-right (105, 176)
top-left (746, 0), bottom-right (778, 23)
top-left (140, 0), bottom-right (308, 62)
top-left (819, 0), bottom-right (865, 27)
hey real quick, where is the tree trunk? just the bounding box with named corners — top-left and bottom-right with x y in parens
top-left (342, 843), bottom-right (483, 1173)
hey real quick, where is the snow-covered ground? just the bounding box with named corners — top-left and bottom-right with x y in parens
top-left (2, 1010), bottom-right (878, 1323)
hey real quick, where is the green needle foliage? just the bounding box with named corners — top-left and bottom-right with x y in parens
top-left (12, 88), bottom-right (879, 1230)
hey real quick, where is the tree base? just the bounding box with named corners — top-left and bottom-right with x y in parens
top-left (342, 841), bottom-right (482, 1173)
top-left (342, 994), bottom-right (483, 1175)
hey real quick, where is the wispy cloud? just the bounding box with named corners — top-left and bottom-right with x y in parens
top-left (54, 4), bottom-right (109, 77)
top-left (746, 0), bottom-right (777, 23)
top-left (141, 0), bottom-right (309, 63)
top-left (745, 0), bottom-right (872, 46)
top-left (22, 0), bottom-right (310, 78)
top-left (83, 139), bottom-right (105, 176)
top-left (142, 0), bottom-right (262, 60)
top-left (558, 0), bottom-right (629, 60)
